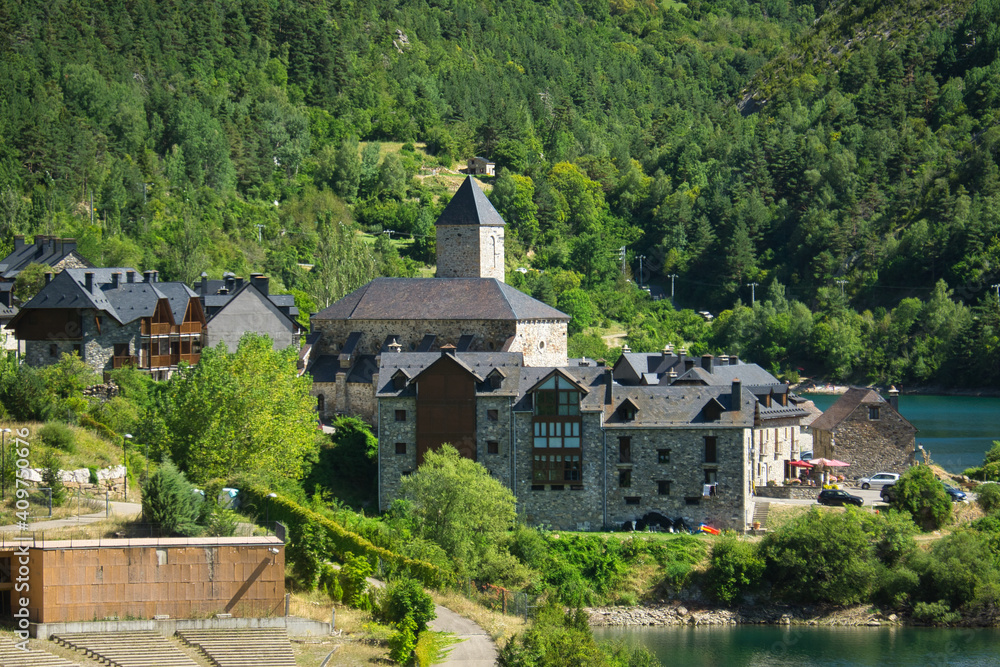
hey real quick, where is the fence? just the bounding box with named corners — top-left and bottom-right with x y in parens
top-left (457, 578), bottom-right (539, 621)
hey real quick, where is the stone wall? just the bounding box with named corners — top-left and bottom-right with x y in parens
top-left (378, 396), bottom-right (419, 511)
top-left (82, 318), bottom-right (142, 373)
top-left (514, 320), bottom-right (568, 367)
top-left (25, 339), bottom-right (80, 367)
top-left (750, 422), bottom-right (806, 486)
top-left (475, 395), bottom-right (513, 487)
top-left (478, 226), bottom-right (505, 282)
top-left (436, 226), bottom-right (485, 279)
top-left (604, 427), bottom-right (749, 531)
top-left (815, 407), bottom-right (916, 478)
top-left (753, 485), bottom-right (819, 500)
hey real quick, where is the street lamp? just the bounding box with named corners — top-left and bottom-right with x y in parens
top-left (1, 428), bottom-right (11, 501)
top-left (266, 492), bottom-right (277, 529)
top-left (123, 433), bottom-right (133, 501)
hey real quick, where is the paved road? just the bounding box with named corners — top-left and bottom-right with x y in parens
top-left (0, 500), bottom-right (142, 533)
top-left (763, 486), bottom-right (975, 508)
top-left (429, 604), bottom-right (498, 667)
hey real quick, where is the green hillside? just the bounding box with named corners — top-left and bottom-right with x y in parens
top-left (1, 0), bottom-right (1000, 385)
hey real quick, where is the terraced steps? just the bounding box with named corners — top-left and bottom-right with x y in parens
top-left (0, 637), bottom-right (81, 666)
top-left (177, 628), bottom-right (296, 667)
top-left (51, 631), bottom-right (201, 667)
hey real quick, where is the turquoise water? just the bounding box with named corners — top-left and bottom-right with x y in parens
top-left (803, 393), bottom-right (1000, 474)
top-left (593, 625), bottom-right (1000, 666)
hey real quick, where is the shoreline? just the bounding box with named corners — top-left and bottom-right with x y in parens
top-left (794, 381), bottom-right (1000, 399)
top-left (586, 602), bottom-right (998, 628)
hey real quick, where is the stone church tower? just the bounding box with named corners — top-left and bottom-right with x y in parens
top-left (435, 177), bottom-right (505, 282)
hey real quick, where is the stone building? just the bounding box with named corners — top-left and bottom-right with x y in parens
top-left (376, 347), bottom-right (812, 532)
top-left (466, 157), bottom-right (495, 177)
top-left (308, 176), bottom-right (568, 420)
top-left (811, 386), bottom-right (917, 478)
top-left (195, 272), bottom-right (304, 352)
top-left (0, 235), bottom-right (93, 281)
top-left (7, 268), bottom-right (205, 378)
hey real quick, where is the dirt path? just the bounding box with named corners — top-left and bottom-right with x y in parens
top-left (429, 604), bottom-right (497, 667)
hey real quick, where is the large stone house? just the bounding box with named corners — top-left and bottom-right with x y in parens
top-left (810, 386), bottom-right (917, 477)
top-left (8, 268), bottom-right (206, 378)
top-left (306, 176), bottom-right (813, 531)
top-left (195, 272), bottom-right (304, 352)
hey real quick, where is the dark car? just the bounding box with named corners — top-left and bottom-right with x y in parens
top-left (943, 484), bottom-right (968, 502)
top-left (880, 483), bottom-right (897, 503)
top-left (817, 489), bottom-right (864, 507)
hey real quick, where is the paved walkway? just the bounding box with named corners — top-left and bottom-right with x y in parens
top-left (429, 604), bottom-right (497, 667)
top-left (0, 500), bottom-right (142, 533)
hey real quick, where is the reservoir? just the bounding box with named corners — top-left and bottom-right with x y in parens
top-left (803, 393), bottom-right (1000, 474)
top-left (593, 625), bottom-right (1000, 666)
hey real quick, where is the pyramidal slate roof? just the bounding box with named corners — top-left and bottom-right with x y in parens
top-left (435, 176), bottom-right (505, 227)
top-left (314, 277), bottom-right (568, 322)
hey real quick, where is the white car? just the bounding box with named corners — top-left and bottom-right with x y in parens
top-left (859, 472), bottom-right (900, 490)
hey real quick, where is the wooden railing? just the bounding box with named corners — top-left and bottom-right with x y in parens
top-left (180, 322), bottom-right (201, 334)
top-left (141, 320), bottom-right (204, 336)
top-left (148, 353), bottom-right (201, 368)
top-left (111, 355), bottom-right (138, 369)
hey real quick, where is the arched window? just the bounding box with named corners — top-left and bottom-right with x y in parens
top-left (317, 394), bottom-right (325, 414)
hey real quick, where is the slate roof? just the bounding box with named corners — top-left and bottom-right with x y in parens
top-left (377, 352), bottom-right (524, 397)
top-left (604, 385), bottom-right (756, 427)
top-left (313, 278), bottom-right (568, 322)
top-left (436, 176), bottom-right (505, 227)
top-left (306, 354), bottom-right (343, 383)
top-left (809, 387), bottom-right (914, 432)
top-left (0, 283), bottom-right (17, 319)
top-left (0, 237), bottom-right (93, 280)
top-left (513, 365), bottom-right (609, 412)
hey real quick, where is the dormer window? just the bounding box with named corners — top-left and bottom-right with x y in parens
top-left (392, 369), bottom-right (410, 391)
top-left (869, 406), bottom-right (880, 420)
top-left (534, 375), bottom-right (580, 416)
top-left (617, 398), bottom-right (640, 422)
top-left (488, 368), bottom-right (506, 390)
top-left (703, 398), bottom-right (724, 422)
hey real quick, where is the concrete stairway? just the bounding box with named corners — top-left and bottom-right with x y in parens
top-left (176, 628), bottom-right (296, 667)
top-left (752, 501), bottom-right (770, 530)
top-left (0, 637), bottom-right (81, 666)
top-left (51, 631), bottom-right (201, 667)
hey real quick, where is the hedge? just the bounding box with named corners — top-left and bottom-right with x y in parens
top-left (240, 484), bottom-right (453, 589)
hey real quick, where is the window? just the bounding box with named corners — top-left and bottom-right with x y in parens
top-left (490, 374), bottom-right (502, 389)
top-left (619, 469), bottom-right (631, 488)
top-left (658, 449), bottom-right (671, 464)
top-left (618, 437), bottom-right (631, 464)
top-left (658, 480), bottom-right (671, 496)
top-left (869, 406), bottom-right (880, 420)
top-left (487, 440), bottom-right (499, 454)
top-left (395, 409), bottom-right (407, 422)
top-left (531, 484), bottom-right (544, 491)
top-left (704, 469), bottom-right (718, 485)
top-left (487, 409), bottom-right (499, 422)
top-left (625, 496), bottom-right (640, 506)
top-left (395, 442), bottom-right (406, 455)
top-left (533, 452), bottom-right (581, 482)
top-left (73, 344), bottom-right (82, 356)
top-left (533, 375), bottom-right (580, 416)
top-left (685, 496), bottom-right (701, 506)
top-left (704, 436), bottom-right (717, 463)
top-left (393, 375), bottom-right (406, 390)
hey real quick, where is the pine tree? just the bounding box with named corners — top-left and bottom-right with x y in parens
top-left (41, 453), bottom-right (67, 507)
top-left (141, 459), bottom-right (202, 536)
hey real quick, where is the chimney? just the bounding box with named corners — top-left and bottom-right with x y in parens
top-left (684, 359), bottom-right (695, 372)
top-left (111, 272), bottom-right (121, 289)
top-left (889, 386), bottom-right (899, 412)
top-left (143, 270), bottom-right (154, 283)
top-left (732, 378), bottom-right (742, 409)
top-left (440, 344), bottom-right (457, 357)
top-left (250, 273), bottom-right (270, 295)
top-left (127, 270), bottom-right (136, 283)
top-left (605, 367), bottom-right (614, 408)
top-left (621, 344), bottom-right (631, 353)
top-left (234, 276), bottom-right (244, 290)
top-left (225, 274), bottom-right (235, 292)
top-left (14, 235), bottom-right (24, 250)
top-left (152, 270), bottom-right (159, 283)
top-left (668, 368), bottom-right (677, 382)
top-left (388, 339), bottom-right (402, 353)
top-left (0, 289), bottom-right (11, 308)
top-left (730, 354), bottom-right (739, 365)
top-left (701, 354), bottom-right (714, 371)
top-left (62, 238), bottom-right (77, 253)
top-left (200, 272), bottom-right (208, 295)
top-left (84, 271), bottom-right (94, 294)
top-left (45, 272), bottom-right (53, 285)
top-left (719, 354), bottom-right (729, 366)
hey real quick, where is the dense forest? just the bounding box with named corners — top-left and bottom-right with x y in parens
top-left (1, 0), bottom-right (1000, 386)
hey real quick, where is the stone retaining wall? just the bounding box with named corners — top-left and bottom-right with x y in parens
top-left (754, 485), bottom-right (820, 500)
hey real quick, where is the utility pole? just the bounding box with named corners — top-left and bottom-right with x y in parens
top-left (746, 282), bottom-right (759, 305)
top-left (619, 247), bottom-right (626, 276)
top-left (993, 284), bottom-right (1000, 306)
top-left (638, 255), bottom-right (646, 286)
top-left (836, 279), bottom-right (847, 297)
top-left (256, 224), bottom-right (265, 243)
top-left (668, 274), bottom-right (678, 302)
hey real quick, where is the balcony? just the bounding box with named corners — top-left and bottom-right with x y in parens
top-left (141, 321), bottom-right (172, 336)
top-left (148, 353), bottom-right (201, 368)
top-left (111, 355), bottom-right (138, 369)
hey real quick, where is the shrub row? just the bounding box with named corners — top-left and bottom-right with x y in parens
top-left (240, 484), bottom-right (453, 589)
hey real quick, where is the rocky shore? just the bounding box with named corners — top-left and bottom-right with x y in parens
top-left (586, 602), bottom-right (900, 627)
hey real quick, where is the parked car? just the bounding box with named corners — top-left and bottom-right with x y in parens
top-left (858, 472), bottom-right (900, 490)
top-left (943, 484), bottom-right (968, 502)
top-left (817, 489), bottom-right (864, 507)
top-left (799, 451), bottom-right (814, 461)
top-left (880, 483), bottom-right (897, 503)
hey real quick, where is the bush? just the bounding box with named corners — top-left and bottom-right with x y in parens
top-left (388, 615), bottom-right (417, 664)
top-left (910, 529), bottom-right (1000, 612)
top-left (377, 577), bottom-right (436, 634)
top-left (39, 422), bottom-right (75, 452)
top-left (41, 453), bottom-right (67, 507)
top-left (706, 536), bottom-right (765, 605)
top-left (912, 600), bottom-right (961, 625)
top-left (890, 465), bottom-right (951, 531)
top-left (339, 553), bottom-right (373, 607)
top-left (976, 483), bottom-right (1000, 514)
top-left (141, 459), bottom-right (202, 536)
top-left (204, 507), bottom-right (240, 537)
